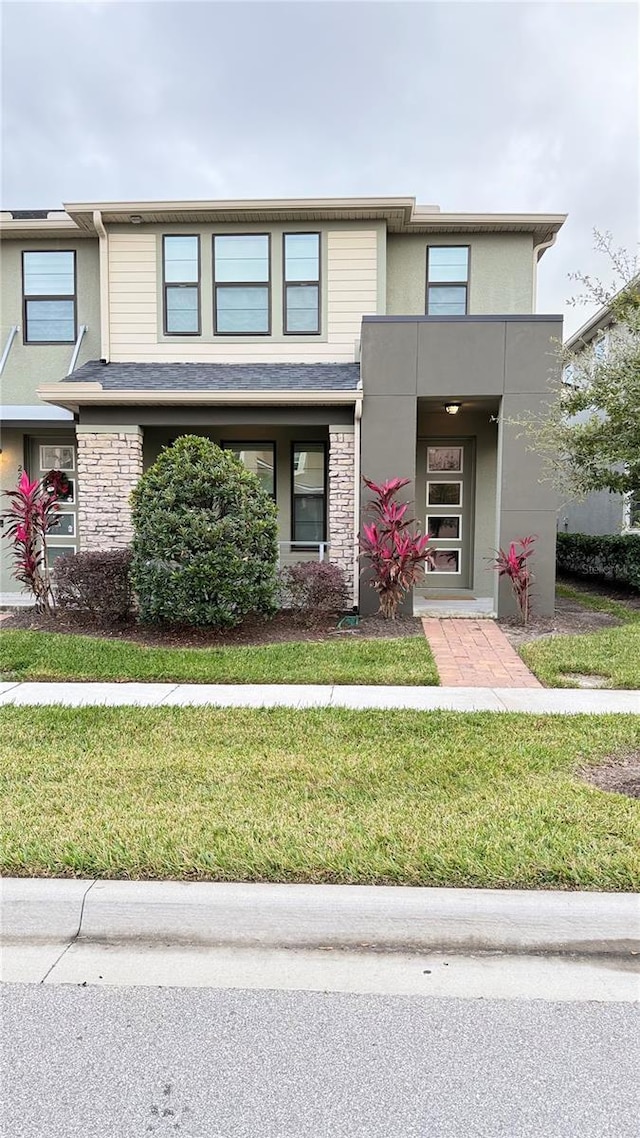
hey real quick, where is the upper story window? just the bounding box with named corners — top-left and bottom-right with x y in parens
top-left (284, 233), bottom-right (320, 334)
top-left (213, 234), bottom-right (270, 334)
top-left (426, 246), bottom-right (469, 316)
top-left (163, 236), bottom-right (200, 335)
top-left (594, 332), bottom-right (609, 361)
top-left (22, 251), bottom-right (76, 343)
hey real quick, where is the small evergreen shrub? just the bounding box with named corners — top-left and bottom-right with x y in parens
top-left (55, 549), bottom-right (134, 621)
top-left (130, 435), bottom-right (279, 627)
top-left (556, 533), bottom-right (640, 590)
top-left (278, 561), bottom-right (348, 617)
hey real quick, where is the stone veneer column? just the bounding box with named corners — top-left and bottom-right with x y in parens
top-left (328, 424), bottom-right (356, 600)
top-left (76, 425), bottom-right (143, 550)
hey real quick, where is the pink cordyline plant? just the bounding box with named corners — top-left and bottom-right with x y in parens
top-left (2, 471), bottom-right (61, 613)
top-left (489, 535), bottom-right (536, 624)
top-left (360, 476), bottom-right (434, 619)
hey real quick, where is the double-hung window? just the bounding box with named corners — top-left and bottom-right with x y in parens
top-left (163, 236), bottom-right (200, 334)
top-left (284, 233), bottom-right (320, 334)
top-left (292, 443), bottom-right (326, 545)
top-left (426, 246), bottom-right (469, 316)
top-left (213, 234), bottom-right (270, 334)
top-left (22, 251), bottom-right (76, 343)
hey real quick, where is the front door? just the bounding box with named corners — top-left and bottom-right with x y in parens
top-left (422, 439), bottom-right (473, 590)
top-left (28, 437), bottom-right (78, 572)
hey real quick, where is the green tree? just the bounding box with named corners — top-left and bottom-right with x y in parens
top-left (131, 435), bottom-right (279, 627)
top-left (529, 233), bottom-right (639, 500)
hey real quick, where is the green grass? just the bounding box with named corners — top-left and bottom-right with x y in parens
top-left (1, 706), bottom-right (638, 889)
top-left (522, 585), bottom-right (640, 689)
top-left (556, 582), bottom-right (640, 625)
top-left (0, 629), bottom-right (438, 687)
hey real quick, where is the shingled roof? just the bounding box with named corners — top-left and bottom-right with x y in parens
top-left (65, 360), bottom-right (360, 391)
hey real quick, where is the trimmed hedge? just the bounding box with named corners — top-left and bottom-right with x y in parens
top-left (130, 435), bottom-right (279, 628)
top-left (556, 533), bottom-right (640, 590)
top-left (54, 549), bottom-right (134, 621)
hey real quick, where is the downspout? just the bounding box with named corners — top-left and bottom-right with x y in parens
top-left (0, 325), bottom-right (19, 376)
top-left (67, 325), bottom-right (88, 375)
top-left (532, 234), bottom-right (558, 312)
top-left (353, 392), bottom-right (363, 610)
top-left (93, 210), bottom-right (110, 362)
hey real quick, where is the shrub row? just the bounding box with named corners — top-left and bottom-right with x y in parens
top-left (556, 532), bottom-right (640, 590)
top-left (54, 550), bottom-right (348, 623)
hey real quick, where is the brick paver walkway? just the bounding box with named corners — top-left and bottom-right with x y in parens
top-left (422, 618), bottom-right (542, 688)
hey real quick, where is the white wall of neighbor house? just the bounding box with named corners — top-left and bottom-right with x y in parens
top-left (107, 222), bottom-right (381, 363)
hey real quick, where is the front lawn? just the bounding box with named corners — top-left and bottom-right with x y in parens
top-left (522, 586), bottom-right (640, 689)
top-left (1, 706), bottom-right (638, 889)
top-left (0, 630), bottom-right (438, 687)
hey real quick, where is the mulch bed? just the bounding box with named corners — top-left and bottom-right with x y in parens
top-left (579, 753), bottom-right (640, 800)
top-left (0, 607), bottom-right (424, 649)
top-left (500, 590), bottom-right (631, 650)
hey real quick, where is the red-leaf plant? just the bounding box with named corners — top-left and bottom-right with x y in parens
top-left (2, 471), bottom-right (62, 613)
top-left (360, 476), bottom-right (434, 619)
top-left (489, 535), bottom-right (536, 624)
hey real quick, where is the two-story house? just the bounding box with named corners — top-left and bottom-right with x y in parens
top-left (1, 196), bottom-right (565, 616)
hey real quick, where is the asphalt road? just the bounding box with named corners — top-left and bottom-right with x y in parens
top-left (2, 984), bottom-right (639, 1137)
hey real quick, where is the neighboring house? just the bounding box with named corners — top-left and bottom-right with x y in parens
top-left (560, 295), bottom-right (640, 537)
top-left (0, 196), bottom-right (565, 616)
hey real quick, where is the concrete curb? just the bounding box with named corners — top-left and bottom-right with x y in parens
top-left (0, 680), bottom-right (639, 713)
top-left (2, 879), bottom-right (639, 957)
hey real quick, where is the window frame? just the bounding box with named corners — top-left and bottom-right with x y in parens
top-left (290, 441), bottom-right (328, 548)
top-left (220, 440), bottom-right (277, 501)
top-left (283, 232), bottom-right (321, 336)
top-left (212, 232), bottom-right (271, 336)
top-left (22, 249), bottom-right (77, 345)
top-left (162, 234), bottom-right (201, 337)
top-left (426, 245), bottom-right (470, 317)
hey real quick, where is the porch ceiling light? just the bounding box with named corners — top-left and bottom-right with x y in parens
top-left (444, 402), bottom-right (461, 415)
top-left (129, 214), bottom-right (143, 224)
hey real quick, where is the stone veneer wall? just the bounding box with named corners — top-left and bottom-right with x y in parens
top-left (328, 426), bottom-right (356, 600)
top-left (76, 427), bottom-right (143, 550)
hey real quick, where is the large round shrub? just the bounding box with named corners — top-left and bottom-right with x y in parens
top-left (130, 436), bottom-right (279, 627)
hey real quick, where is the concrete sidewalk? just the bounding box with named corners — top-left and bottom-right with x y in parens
top-left (2, 879), bottom-right (639, 1001)
top-left (0, 679), bottom-right (639, 712)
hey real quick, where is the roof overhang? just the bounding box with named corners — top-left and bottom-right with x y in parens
top-left (2, 197), bottom-right (566, 249)
top-left (36, 382), bottom-right (363, 413)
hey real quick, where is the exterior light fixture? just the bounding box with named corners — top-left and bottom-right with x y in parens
top-left (444, 402), bottom-right (461, 415)
top-left (130, 214), bottom-right (143, 224)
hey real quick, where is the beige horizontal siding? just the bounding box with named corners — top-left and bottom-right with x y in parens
top-left (107, 227), bottom-right (377, 363)
top-left (109, 233), bottom-right (158, 356)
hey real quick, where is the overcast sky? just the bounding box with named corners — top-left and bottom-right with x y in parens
top-left (2, 0), bottom-right (638, 334)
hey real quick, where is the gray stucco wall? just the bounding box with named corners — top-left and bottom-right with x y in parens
top-left (385, 234), bottom-right (535, 317)
top-left (0, 239), bottom-right (101, 405)
top-left (359, 316), bottom-right (562, 617)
